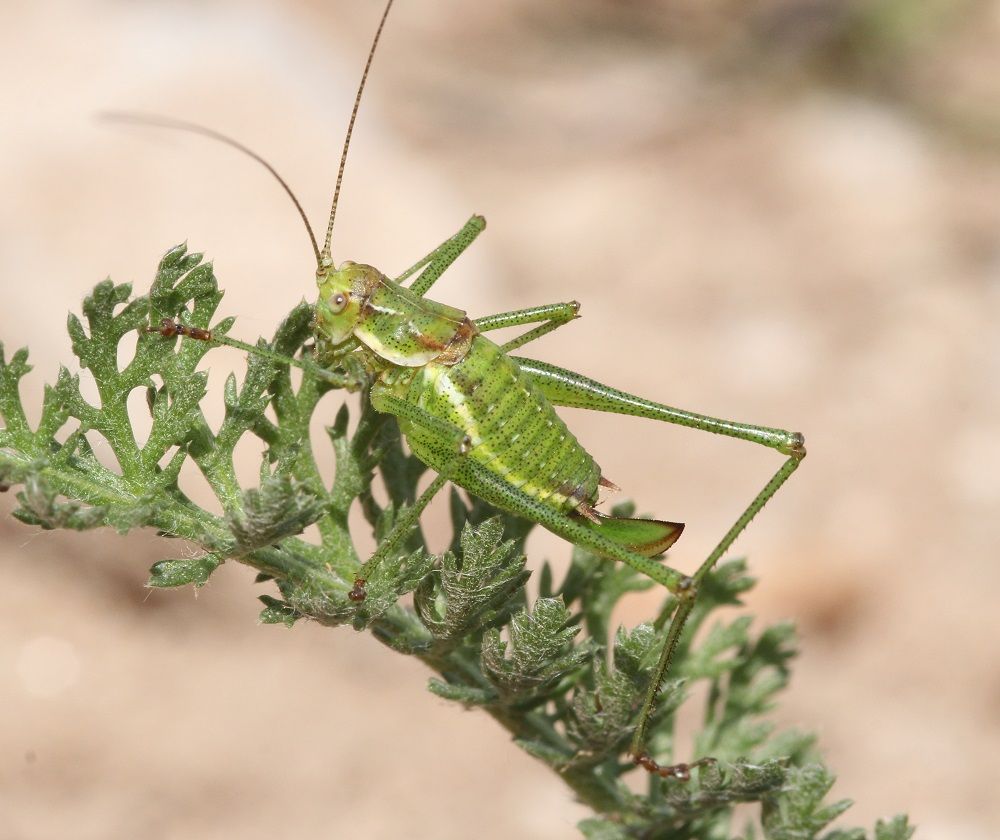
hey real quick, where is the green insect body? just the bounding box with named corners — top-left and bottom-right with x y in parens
top-left (315, 260), bottom-right (470, 366)
top-left (134, 0), bottom-right (807, 772)
top-left (315, 257), bottom-right (685, 575)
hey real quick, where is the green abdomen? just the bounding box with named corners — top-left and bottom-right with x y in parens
top-left (398, 336), bottom-right (601, 515)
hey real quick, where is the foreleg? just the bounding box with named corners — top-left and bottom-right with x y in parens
top-left (357, 385), bottom-right (472, 583)
top-left (395, 215), bottom-right (486, 296)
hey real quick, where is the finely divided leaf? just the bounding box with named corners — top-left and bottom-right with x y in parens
top-left (0, 246), bottom-right (910, 839)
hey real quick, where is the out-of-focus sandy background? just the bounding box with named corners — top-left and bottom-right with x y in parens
top-left (2, 1), bottom-right (999, 837)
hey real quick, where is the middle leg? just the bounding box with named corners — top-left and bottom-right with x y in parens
top-left (474, 301), bottom-right (580, 352)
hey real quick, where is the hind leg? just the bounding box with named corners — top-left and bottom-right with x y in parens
top-left (516, 356), bottom-right (806, 763)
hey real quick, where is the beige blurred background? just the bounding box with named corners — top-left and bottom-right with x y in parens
top-left (3, 1), bottom-right (1000, 837)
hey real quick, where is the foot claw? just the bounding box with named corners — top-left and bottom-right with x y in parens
top-left (348, 577), bottom-right (367, 602)
top-left (632, 753), bottom-right (715, 781)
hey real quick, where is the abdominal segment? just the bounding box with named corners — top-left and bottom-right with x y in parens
top-left (399, 335), bottom-right (602, 517)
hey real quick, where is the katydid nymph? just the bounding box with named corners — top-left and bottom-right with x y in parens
top-left (132, 0), bottom-right (806, 773)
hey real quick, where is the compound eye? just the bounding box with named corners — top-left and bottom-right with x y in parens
top-left (329, 292), bottom-right (349, 314)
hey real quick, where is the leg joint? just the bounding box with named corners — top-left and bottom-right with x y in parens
top-left (781, 431), bottom-right (807, 459)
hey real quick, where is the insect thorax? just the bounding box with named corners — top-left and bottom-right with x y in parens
top-left (316, 264), bottom-right (476, 369)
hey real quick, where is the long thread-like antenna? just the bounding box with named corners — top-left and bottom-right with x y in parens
top-left (101, 112), bottom-right (322, 264)
top-left (103, 0), bottom-right (394, 268)
top-left (321, 0), bottom-right (395, 264)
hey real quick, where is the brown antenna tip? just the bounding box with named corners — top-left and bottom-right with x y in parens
top-left (321, 0), bottom-right (395, 264)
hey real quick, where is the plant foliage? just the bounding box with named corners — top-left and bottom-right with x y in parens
top-left (0, 246), bottom-right (912, 838)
